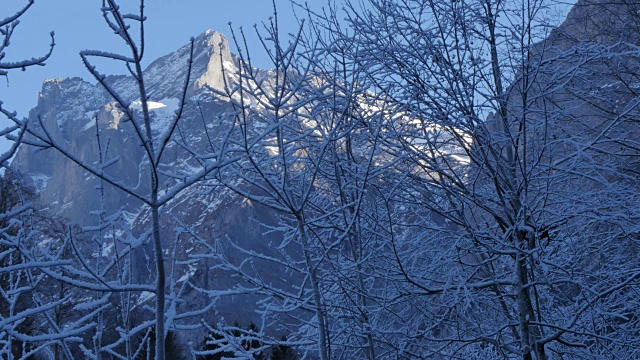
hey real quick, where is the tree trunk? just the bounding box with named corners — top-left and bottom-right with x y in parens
top-left (296, 214), bottom-right (329, 360)
top-left (152, 205), bottom-right (166, 360)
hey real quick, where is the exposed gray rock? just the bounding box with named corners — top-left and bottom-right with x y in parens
top-left (11, 30), bottom-right (289, 340)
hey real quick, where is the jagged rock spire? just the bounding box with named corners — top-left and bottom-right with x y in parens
top-left (192, 30), bottom-right (235, 93)
top-left (142, 29), bottom-right (235, 99)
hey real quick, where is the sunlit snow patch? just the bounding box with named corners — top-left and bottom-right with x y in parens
top-left (138, 291), bottom-right (155, 304)
top-left (38, 237), bottom-right (54, 248)
top-left (82, 110), bottom-right (99, 131)
top-left (101, 242), bottom-right (114, 257)
top-left (122, 209), bottom-right (141, 225)
top-left (129, 98), bottom-right (180, 137)
top-left (30, 173), bottom-right (51, 192)
top-left (177, 265), bottom-right (197, 283)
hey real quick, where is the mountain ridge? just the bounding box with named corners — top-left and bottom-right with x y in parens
top-left (14, 29), bottom-right (238, 224)
top-left (11, 27), bottom-right (287, 335)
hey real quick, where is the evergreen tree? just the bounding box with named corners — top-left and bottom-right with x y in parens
top-left (270, 336), bottom-right (297, 360)
top-left (198, 324), bottom-right (235, 360)
top-left (243, 322), bottom-right (265, 360)
top-left (136, 327), bottom-right (185, 360)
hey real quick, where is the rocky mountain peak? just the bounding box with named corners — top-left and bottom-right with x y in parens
top-left (141, 29), bottom-right (235, 100)
top-left (192, 30), bottom-right (235, 92)
top-left (553, 0), bottom-right (640, 45)
top-left (13, 29), bottom-right (240, 222)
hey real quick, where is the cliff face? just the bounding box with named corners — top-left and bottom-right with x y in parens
top-left (24, 5), bottom-right (638, 252)
top-left (482, 0), bottom-right (640, 175)
top-left (11, 30), bottom-right (281, 327)
top-left (13, 30), bottom-right (238, 226)
top-left (556, 0), bottom-right (640, 44)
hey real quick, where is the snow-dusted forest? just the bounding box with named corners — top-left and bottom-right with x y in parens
top-left (2, 0), bottom-right (640, 359)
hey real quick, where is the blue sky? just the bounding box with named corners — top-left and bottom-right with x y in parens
top-left (1, 0), bottom-right (574, 156)
top-left (0, 0), bottom-right (322, 154)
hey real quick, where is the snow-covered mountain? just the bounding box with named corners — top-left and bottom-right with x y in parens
top-left (14, 30), bottom-right (236, 223)
top-left (11, 30), bottom-right (285, 327)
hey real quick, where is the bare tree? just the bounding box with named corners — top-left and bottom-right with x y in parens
top-left (0, 2), bottom-right (60, 359)
top-left (191, 0), bottom-right (640, 357)
top-left (204, 5), bottom-right (406, 358)
top-left (0, 0), bottom-right (54, 164)
top-left (4, 0), bottom-right (640, 358)
top-left (2, 0), bottom-right (234, 358)
top-left (209, 16), bottom-right (335, 359)
top-left (306, 0), bottom-right (640, 358)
